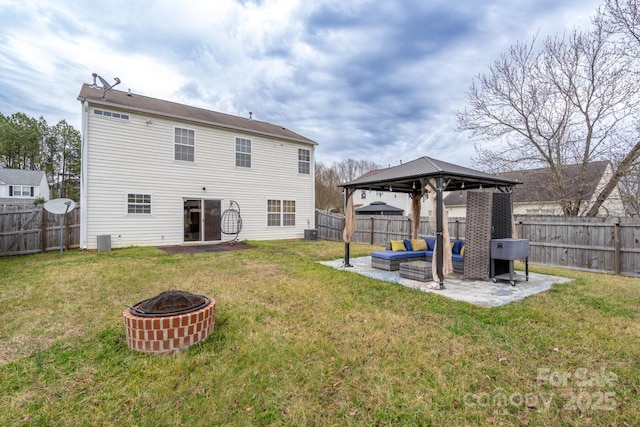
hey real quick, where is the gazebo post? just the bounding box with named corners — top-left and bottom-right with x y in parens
top-left (435, 176), bottom-right (445, 289)
top-left (343, 188), bottom-right (355, 268)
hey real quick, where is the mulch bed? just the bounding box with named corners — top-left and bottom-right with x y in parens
top-left (158, 241), bottom-right (254, 254)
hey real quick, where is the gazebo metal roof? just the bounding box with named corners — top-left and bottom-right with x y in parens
top-left (339, 156), bottom-right (520, 192)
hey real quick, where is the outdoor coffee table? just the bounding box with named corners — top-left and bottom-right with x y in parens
top-left (399, 260), bottom-right (433, 282)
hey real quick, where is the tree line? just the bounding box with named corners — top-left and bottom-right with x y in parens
top-left (0, 112), bottom-right (80, 201)
top-left (315, 159), bottom-right (380, 213)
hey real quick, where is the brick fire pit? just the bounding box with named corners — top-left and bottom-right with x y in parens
top-left (123, 290), bottom-right (216, 355)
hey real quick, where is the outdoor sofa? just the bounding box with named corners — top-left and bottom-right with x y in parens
top-left (371, 236), bottom-right (465, 274)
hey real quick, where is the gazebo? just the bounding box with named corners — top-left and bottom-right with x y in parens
top-left (356, 201), bottom-right (404, 216)
top-left (339, 156), bottom-right (521, 288)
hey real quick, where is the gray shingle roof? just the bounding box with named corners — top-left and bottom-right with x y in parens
top-left (341, 156), bottom-right (520, 193)
top-left (443, 161), bottom-right (610, 206)
top-left (77, 84), bottom-right (316, 146)
top-left (0, 168), bottom-right (46, 186)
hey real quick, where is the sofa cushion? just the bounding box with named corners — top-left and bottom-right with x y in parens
top-left (460, 245), bottom-right (466, 257)
top-left (412, 239), bottom-right (428, 251)
top-left (403, 239), bottom-right (413, 251)
top-left (371, 250), bottom-right (428, 261)
top-left (452, 240), bottom-right (464, 255)
top-left (424, 236), bottom-right (436, 251)
top-left (452, 254), bottom-right (465, 263)
top-left (390, 240), bottom-right (406, 251)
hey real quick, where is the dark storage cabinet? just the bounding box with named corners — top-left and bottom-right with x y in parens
top-left (490, 238), bottom-right (529, 285)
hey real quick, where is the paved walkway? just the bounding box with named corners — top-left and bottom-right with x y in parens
top-left (319, 256), bottom-right (572, 308)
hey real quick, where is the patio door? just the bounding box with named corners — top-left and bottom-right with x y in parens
top-left (183, 199), bottom-right (201, 242)
top-left (203, 199), bottom-right (221, 241)
top-left (184, 199), bottom-right (222, 242)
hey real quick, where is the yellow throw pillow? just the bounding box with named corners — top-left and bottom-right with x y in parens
top-left (411, 239), bottom-right (427, 251)
top-left (390, 240), bottom-right (406, 251)
top-left (460, 245), bottom-right (466, 256)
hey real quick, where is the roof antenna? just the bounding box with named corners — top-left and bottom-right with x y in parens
top-left (249, 112), bottom-right (253, 120)
top-left (92, 73), bottom-right (121, 100)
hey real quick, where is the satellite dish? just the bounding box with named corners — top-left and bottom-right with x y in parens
top-left (44, 198), bottom-right (76, 215)
top-left (44, 198), bottom-right (76, 255)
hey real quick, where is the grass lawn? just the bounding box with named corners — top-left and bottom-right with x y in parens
top-left (0, 240), bottom-right (638, 426)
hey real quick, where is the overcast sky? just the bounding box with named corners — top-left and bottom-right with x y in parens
top-left (0, 0), bottom-right (603, 168)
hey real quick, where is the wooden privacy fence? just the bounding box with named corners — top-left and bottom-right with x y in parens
top-left (0, 205), bottom-right (80, 256)
top-left (316, 210), bottom-right (640, 277)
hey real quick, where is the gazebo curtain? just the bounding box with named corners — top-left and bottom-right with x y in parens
top-left (428, 179), bottom-right (452, 281)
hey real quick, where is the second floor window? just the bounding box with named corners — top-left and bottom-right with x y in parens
top-left (175, 127), bottom-right (195, 162)
top-left (236, 138), bottom-right (251, 168)
top-left (298, 148), bottom-right (310, 174)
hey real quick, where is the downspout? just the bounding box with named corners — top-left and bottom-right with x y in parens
top-left (80, 99), bottom-right (89, 249)
top-left (311, 145), bottom-right (316, 228)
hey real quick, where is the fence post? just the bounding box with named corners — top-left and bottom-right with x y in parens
top-left (370, 217), bottom-right (374, 245)
top-left (614, 222), bottom-right (621, 275)
top-left (41, 208), bottom-right (47, 252)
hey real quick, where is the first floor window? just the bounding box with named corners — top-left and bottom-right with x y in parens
top-left (283, 200), bottom-right (296, 226)
top-left (128, 193), bottom-right (151, 214)
top-left (298, 148), bottom-right (310, 174)
top-left (267, 199), bottom-right (296, 226)
top-left (9, 185), bottom-right (33, 197)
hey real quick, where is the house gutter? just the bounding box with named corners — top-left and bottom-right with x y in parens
top-left (80, 98), bottom-right (89, 249)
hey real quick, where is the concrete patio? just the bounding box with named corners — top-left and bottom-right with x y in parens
top-left (320, 256), bottom-right (573, 308)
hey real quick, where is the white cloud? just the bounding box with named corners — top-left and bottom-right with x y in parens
top-left (0, 0), bottom-right (608, 167)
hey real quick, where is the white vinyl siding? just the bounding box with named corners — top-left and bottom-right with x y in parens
top-left (175, 127), bottom-right (195, 162)
top-left (298, 148), bottom-right (310, 174)
top-left (235, 137), bottom-right (251, 168)
top-left (84, 105), bottom-right (315, 249)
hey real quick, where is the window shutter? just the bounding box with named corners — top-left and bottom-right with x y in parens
top-left (30, 187), bottom-right (34, 197)
top-left (9, 186), bottom-right (12, 196)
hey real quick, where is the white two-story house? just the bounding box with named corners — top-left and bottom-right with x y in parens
top-left (77, 83), bottom-right (317, 250)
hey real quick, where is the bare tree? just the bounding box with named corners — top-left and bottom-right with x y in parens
top-left (315, 159), bottom-right (380, 212)
top-left (315, 161), bottom-right (343, 212)
top-left (334, 159), bottom-right (380, 184)
top-left (595, 0), bottom-right (640, 215)
top-left (457, 21), bottom-right (640, 216)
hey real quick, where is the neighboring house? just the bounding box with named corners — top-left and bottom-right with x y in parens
top-left (0, 168), bottom-right (50, 206)
top-left (355, 201), bottom-right (404, 216)
top-left (77, 83), bottom-right (317, 250)
top-left (444, 161), bottom-right (625, 217)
